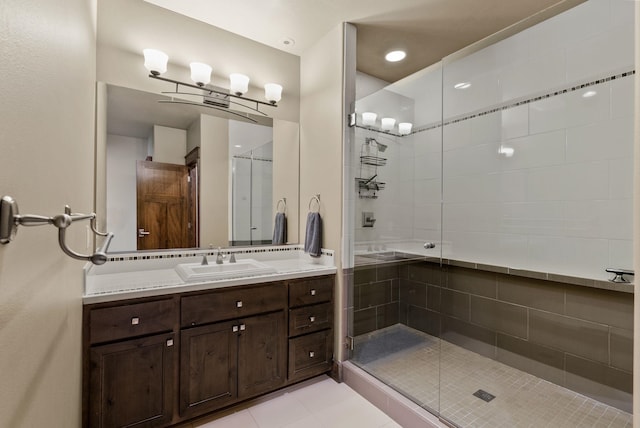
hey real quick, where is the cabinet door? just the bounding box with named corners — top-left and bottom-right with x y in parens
top-left (89, 333), bottom-right (175, 428)
top-left (180, 320), bottom-right (238, 417)
top-left (238, 311), bottom-right (286, 399)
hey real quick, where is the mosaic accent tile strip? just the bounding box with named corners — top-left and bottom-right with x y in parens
top-left (106, 245), bottom-right (333, 262)
top-left (355, 69), bottom-right (635, 137)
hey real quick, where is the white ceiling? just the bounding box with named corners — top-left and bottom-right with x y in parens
top-left (144, 0), bottom-right (586, 82)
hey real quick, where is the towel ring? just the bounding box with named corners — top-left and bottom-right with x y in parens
top-left (308, 194), bottom-right (320, 212)
top-left (276, 198), bottom-right (287, 213)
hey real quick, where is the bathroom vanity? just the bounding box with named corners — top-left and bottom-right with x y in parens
top-left (82, 247), bottom-right (335, 427)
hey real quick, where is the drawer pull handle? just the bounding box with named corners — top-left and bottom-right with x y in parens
top-left (309, 316), bottom-right (316, 323)
top-left (166, 339), bottom-right (173, 347)
top-left (233, 325), bottom-right (239, 332)
top-left (240, 324), bottom-right (246, 331)
top-left (309, 351), bottom-right (315, 358)
top-left (131, 317), bottom-right (140, 325)
top-left (236, 301), bottom-right (243, 308)
top-left (310, 289), bottom-right (316, 296)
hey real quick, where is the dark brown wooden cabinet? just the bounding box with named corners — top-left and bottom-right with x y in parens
top-left (287, 276), bottom-right (334, 382)
top-left (83, 275), bottom-right (334, 428)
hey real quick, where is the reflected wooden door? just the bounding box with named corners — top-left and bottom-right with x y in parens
top-left (136, 160), bottom-right (191, 250)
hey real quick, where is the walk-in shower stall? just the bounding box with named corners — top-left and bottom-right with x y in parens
top-left (346, 1), bottom-right (634, 426)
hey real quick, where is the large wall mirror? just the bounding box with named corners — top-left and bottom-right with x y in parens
top-left (96, 83), bottom-right (299, 253)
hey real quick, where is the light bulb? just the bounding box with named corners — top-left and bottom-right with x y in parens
top-left (229, 73), bottom-right (250, 96)
top-left (362, 112), bottom-right (377, 126)
top-left (264, 83), bottom-right (283, 104)
top-left (398, 122), bottom-right (413, 135)
top-left (143, 49), bottom-right (168, 76)
top-left (190, 62), bottom-right (212, 86)
top-left (381, 117), bottom-right (396, 131)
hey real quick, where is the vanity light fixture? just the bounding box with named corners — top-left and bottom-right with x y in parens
top-left (381, 117), bottom-right (396, 131)
top-left (385, 50), bottom-right (406, 62)
top-left (398, 122), bottom-right (413, 135)
top-left (190, 62), bottom-right (212, 86)
top-left (142, 49), bottom-right (282, 120)
top-left (362, 112), bottom-right (377, 126)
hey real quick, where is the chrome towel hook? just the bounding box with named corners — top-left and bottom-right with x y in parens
top-left (0, 195), bottom-right (114, 265)
top-left (276, 198), bottom-right (287, 213)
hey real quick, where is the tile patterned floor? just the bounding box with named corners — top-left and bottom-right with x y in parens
top-left (185, 376), bottom-right (401, 428)
top-left (353, 325), bottom-right (632, 428)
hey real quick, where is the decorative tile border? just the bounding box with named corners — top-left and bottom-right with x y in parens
top-left (414, 69), bottom-right (636, 134)
top-left (106, 245), bottom-right (333, 263)
top-left (355, 69), bottom-right (635, 136)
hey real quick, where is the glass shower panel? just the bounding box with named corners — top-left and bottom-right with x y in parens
top-left (348, 63), bottom-right (444, 416)
top-left (231, 143), bottom-right (273, 245)
top-left (439, 0), bottom-right (635, 425)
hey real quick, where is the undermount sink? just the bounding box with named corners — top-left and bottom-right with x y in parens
top-left (175, 258), bottom-right (277, 282)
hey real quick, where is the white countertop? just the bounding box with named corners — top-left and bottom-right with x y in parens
top-left (84, 246), bottom-right (336, 304)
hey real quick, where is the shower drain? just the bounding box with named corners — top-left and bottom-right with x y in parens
top-left (473, 389), bottom-right (496, 402)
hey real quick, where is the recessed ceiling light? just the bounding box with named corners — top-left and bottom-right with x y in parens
top-left (582, 90), bottom-right (597, 98)
top-left (279, 37), bottom-right (295, 47)
top-left (454, 82), bottom-right (472, 89)
top-left (385, 50), bottom-right (406, 62)
top-left (234, 145), bottom-right (242, 148)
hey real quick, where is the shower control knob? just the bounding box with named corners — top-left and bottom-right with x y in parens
top-left (424, 242), bottom-right (436, 249)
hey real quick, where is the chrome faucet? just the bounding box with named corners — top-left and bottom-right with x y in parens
top-left (216, 247), bottom-right (225, 264)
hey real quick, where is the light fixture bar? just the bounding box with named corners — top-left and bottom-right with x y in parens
top-left (162, 90), bottom-right (269, 116)
top-left (157, 99), bottom-right (258, 123)
top-left (149, 74), bottom-right (277, 111)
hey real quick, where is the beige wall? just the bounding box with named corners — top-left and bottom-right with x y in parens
top-left (153, 125), bottom-right (187, 165)
top-left (200, 115), bottom-right (229, 247)
top-left (0, 0), bottom-right (96, 427)
top-left (300, 24), bottom-right (345, 360)
top-left (273, 120), bottom-right (300, 244)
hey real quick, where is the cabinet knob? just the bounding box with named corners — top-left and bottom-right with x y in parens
top-left (310, 289), bottom-right (316, 296)
top-left (309, 316), bottom-right (316, 323)
top-left (309, 351), bottom-right (315, 358)
top-left (236, 300), bottom-right (243, 308)
top-left (233, 325), bottom-right (239, 332)
top-left (166, 339), bottom-right (173, 347)
top-left (240, 324), bottom-right (246, 331)
top-left (131, 317), bottom-right (140, 325)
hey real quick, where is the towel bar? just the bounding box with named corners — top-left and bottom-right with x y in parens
top-left (0, 195), bottom-right (114, 265)
top-left (308, 194), bottom-right (320, 212)
top-left (276, 198), bottom-right (287, 213)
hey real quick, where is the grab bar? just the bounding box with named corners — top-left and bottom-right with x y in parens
top-left (0, 196), bottom-right (114, 265)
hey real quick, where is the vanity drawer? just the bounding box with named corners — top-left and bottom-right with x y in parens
top-left (288, 302), bottom-right (332, 337)
top-left (288, 276), bottom-right (333, 308)
top-left (288, 330), bottom-right (333, 381)
top-left (181, 282), bottom-right (286, 327)
top-left (89, 299), bottom-right (176, 344)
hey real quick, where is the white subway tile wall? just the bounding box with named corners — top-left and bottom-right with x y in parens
top-left (353, 0), bottom-right (634, 281)
top-left (440, 0), bottom-right (634, 280)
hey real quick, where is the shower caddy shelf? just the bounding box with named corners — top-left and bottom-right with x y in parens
top-left (356, 138), bottom-right (386, 199)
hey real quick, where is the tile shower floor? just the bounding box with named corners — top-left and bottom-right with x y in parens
top-left (353, 324), bottom-right (632, 428)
